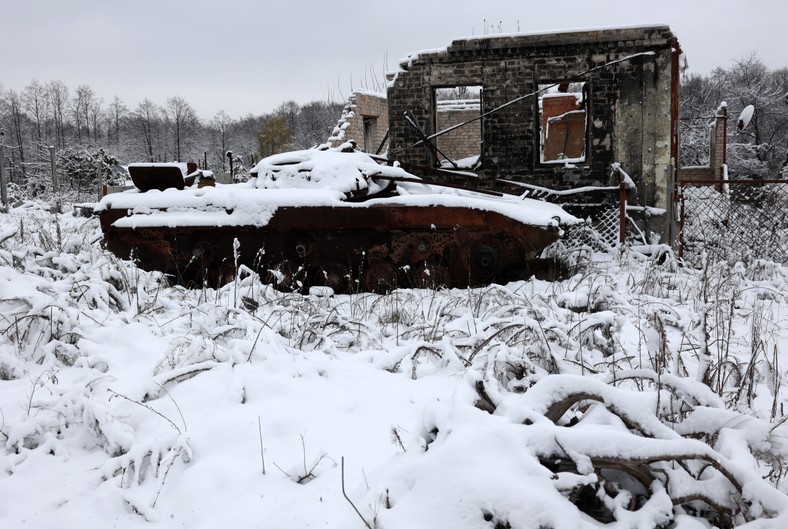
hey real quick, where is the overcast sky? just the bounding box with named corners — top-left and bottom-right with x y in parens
top-left (2, 0), bottom-right (786, 120)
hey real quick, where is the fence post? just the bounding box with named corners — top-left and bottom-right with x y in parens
top-left (227, 150), bottom-right (234, 182)
top-left (619, 180), bottom-right (627, 245)
top-left (49, 145), bottom-right (61, 213)
top-left (666, 164), bottom-right (680, 249)
top-left (612, 164), bottom-right (628, 245)
top-left (0, 143), bottom-right (7, 211)
top-left (49, 145), bottom-right (57, 192)
top-left (678, 183), bottom-right (685, 261)
top-left (96, 156), bottom-right (103, 201)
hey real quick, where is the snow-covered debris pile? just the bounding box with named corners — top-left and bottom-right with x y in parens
top-left (251, 142), bottom-right (409, 197)
top-left (354, 372), bottom-right (788, 528)
top-left (2, 203), bottom-right (788, 528)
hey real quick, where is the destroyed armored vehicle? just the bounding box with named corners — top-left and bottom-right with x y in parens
top-left (95, 144), bottom-right (578, 293)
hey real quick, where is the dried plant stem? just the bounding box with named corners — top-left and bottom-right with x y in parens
top-left (258, 416), bottom-right (266, 475)
top-left (107, 389), bottom-right (182, 434)
top-left (341, 457), bottom-right (374, 529)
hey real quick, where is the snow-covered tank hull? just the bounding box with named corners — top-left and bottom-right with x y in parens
top-left (96, 145), bottom-right (577, 293)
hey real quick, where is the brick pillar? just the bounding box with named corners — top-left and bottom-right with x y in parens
top-left (709, 103), bottom-right (728, 178)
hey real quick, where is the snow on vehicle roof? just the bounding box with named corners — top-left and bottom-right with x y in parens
top-left (95, 144), bottom-right (579, 230)
top-left (128, 162), bottom-right (189, 176)
top-left (251, 143), bottom-right (405, 196)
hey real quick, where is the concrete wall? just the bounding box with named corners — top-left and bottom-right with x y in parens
top-left (386, 26), bottom-right (680, 209)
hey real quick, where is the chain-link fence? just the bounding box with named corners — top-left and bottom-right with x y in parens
top-left (540, 199), bottom-right (629, 271)
top-left (517, 172), bottom-right (630, 261)
top-left (560, 206), bottom-right (622, 253)
top-left (680, 180), bottom-right (788, 266)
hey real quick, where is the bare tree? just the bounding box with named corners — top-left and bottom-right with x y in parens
top-left (108, 96), bottom-right (127, 148)
top-left (164, 95), bottom-right (200, 161)
top-left (210, 110), bottom-right (232, 170)
top-left (680, 54), bottom-right (788, 178)
top-left (131, 98), bottom-right (162, 162)
top-left (1, 88), bottom-right (29, 179)
top-left (89, 97), bottom-right (104, 146)
top-left (720, 55), bottom-right (788, 177)
top-left (3, 75), bottom-right (347, 189)
top-left (47, 80), bottom-right (69, 149)
top-left (233, 113), bottom-right (267, 167)
top-left (294, 100), bottom-right (344, 149)
top-left (275, 100), bottom-right (300, 142)
top-left (71, 84), bottom-right (95, 143)
top-left (678, 73), bottom-right (724, 167)
top-left (22, 80), bottom-right (48, 146)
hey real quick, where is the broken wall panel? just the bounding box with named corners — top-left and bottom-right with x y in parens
top-left (329, 91), bottom-right (389, 153)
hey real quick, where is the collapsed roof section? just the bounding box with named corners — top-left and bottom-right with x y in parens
top-left (386, 25), bottom-right (681, 209)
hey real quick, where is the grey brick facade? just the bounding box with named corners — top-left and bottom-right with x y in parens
top-left (385, 26), bottom-right (680, 210)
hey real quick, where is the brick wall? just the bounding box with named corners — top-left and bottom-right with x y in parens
top-left (435, 101), bottom-right (481, 164)
top-left (386, 26), bottom-right (680, 209)
top-left (328, 91), bottom-right (389, 153)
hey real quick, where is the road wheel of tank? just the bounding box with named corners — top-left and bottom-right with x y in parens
top-left (460, 240), bottom-right (502, 285)
top-left (411, 237), bottom-right (432, 261)
top-left (411, 262), bottom-right (451, 289)
top-left (313, 262), bottom-right (351, 294)
top-left (293, 233), bottom-right (318, 260)
top-left (363, 260), bottom-right (398, 294)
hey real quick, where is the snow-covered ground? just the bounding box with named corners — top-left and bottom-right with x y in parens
top-left (2, 202), bottom-right (788, 528)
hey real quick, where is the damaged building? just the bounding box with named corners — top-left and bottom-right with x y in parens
top-left (387, 25), bottom-right (680, 210)
top-left (336, 25), bottom-right (697, 240)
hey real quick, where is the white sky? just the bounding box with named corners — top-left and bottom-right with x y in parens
top-left (2, 0), bottom-right (786, 119)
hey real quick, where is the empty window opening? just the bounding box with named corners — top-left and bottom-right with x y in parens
top-left (538, 82), bottom-right (587, 164)
top-left (434, 86), bottom-right (482, 169)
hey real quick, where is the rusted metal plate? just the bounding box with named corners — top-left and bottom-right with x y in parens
top-left (100, 204), bottom-right (561, 293)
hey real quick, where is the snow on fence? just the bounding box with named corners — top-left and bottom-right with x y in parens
top-left (680, 179), bottom-right (788, 266)
top-left (516, 166), bottom-right (632, 260)
top-left (559, 204), bottom-right (623, 255)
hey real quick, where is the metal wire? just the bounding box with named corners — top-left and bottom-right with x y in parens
top-left (680, 181), bottom-right (788, 266)
top-left (563, 207), bottom-right (621, 253)
top-left (543, 205), bottom-right (623, 271)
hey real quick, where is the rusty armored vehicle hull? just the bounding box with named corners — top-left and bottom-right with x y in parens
top-left (99, 202), bottom-right (563, 293)
top-left (96, 146), bottom-right (577, 293)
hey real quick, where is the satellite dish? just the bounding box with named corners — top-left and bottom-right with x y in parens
top-left (737, 105), bottom-right (754, 132)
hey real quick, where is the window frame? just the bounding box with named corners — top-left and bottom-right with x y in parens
top-left (536, 81), bottom-right (590, 167)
